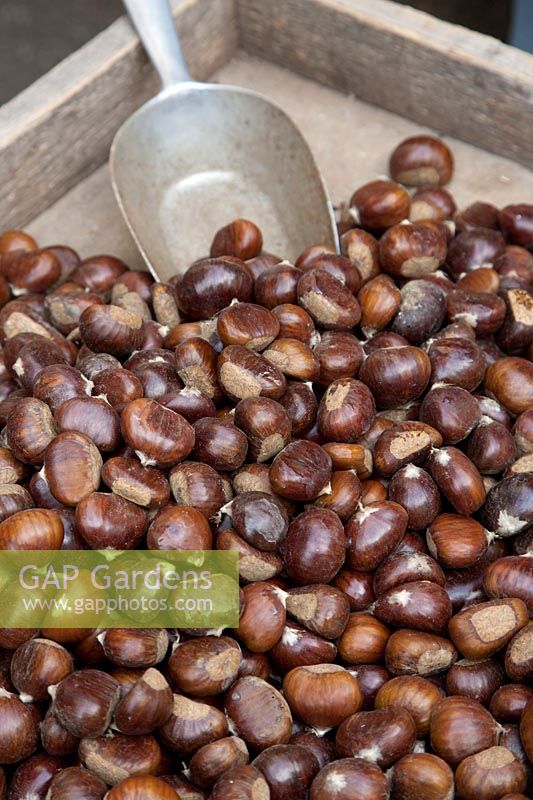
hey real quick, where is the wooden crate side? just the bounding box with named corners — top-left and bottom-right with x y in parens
top-left (0, 0), bottom-right (238, 230)
top-left (238, 0), bottom-right (533, 169)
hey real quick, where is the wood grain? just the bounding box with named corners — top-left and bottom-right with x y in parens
top-left (238, 0), bottom-right (533, 168)
top-left (0, 0), bottom-right (238, 230)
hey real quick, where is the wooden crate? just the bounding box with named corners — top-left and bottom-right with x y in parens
top-left (0, 0), bottom-right (532, 264)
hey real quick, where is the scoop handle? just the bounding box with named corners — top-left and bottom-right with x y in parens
top-left (123, 0), bottom-right (192, 88)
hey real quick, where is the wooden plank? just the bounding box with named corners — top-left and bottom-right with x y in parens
top-left (28, 55), bottom-right (533, 262)
top-left (0, 0), bottom-right (238, 230)
top-left (238, 0), bottom-right (533, 168)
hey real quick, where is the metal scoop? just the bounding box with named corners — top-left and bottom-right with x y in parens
top-left (110, 0), bottom-right (338, 282)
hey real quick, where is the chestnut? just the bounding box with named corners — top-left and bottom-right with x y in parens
top-left (270, 440), bottom-right (331, 501)
top-left (210, 219), bottom-right (263, 260)
top-left (0, 689), bottom-right (40, 763)
top-left (428, 336), bottom-right (486, 390)
top-left (499, 203), bottom-right (533, 247)
top-left (449, 597), bottom-right (528, 660)
top-left (427, 446), bottom-right (485, 516)
top-left (391, 280), bottom-right (446, 343)
top-left (0, 484), bottom-right (34, 523)
top-left (374, 551), bottom-right (444, 596)
top-left (446, 289), bottom-right (506, 336)
top-left (490, 684), bottom-right (533, 723)
top-left (455, 746), bottom-right (527, 800)
top-left (270, 620), bottom-right (337, 672)
top-left (105, 776), bottom-right (179, 799)
top-left (76, 491), bottom-right (148, 549)
top-left (337, 611), bottom-right (390, 665)
top-left (169, 460), bottom-right (224, 518)
top-left (332, 567), bottom-right (375, 611)
top-left (359, 346), bottom-right (431, 408)
top-left (149, 282), bottom-right (181, 328)
top-left (217, 302), bottom-right (280, 351)
top-left (193, 417), bottom-right (248, 471)
top-left (121, 398), bottom-right (194, 468)
top-left (430, 695), bottom-right (502, 768)
top-left (102, 456), bottom-right (170, 509)
top-left (225, 676), bottom-right (292, 750)
top-left (252, 743), bottom-right (319, 800)
top-left (113, 668), bottom-right (172, 735)
top-left (480, 473), bottom-right (533, 537)
top-left (410, 186), bottom-right (456, 222)
top-left (389, 135), bottom-right (453, 186)
top-left (465, 418), bottom-right (517, 474)
top-left (357, 274), bottom-right (401, 336)
top-left (79, 304), bottom-right (143, 357)
top-left (6, 396), bottom-right (57, 465)
top-left (310, 758), bottom-right (388, 800)
top-left (222, 490), bottom-right (288, 551)
top-left (263, 337), bottom-right (320, 381)
top-left (51, 668), bottom-right (120, 738)
top-left (336, 706), bottom-right (416, 768)
top-left (322, 442), bottom-right (373, 477)
top-left (282, 508), bottom-right (345, 584)
top-left (0, 507), bottom-right (64, 549)
top-left (285, 584), bottom-right (350, 640)
top-left (176, 257), bottom-right (253, 318)
top-left (420, 384), bottom-right (480, 444)
top-left (211, 765), bottom-right (269, 800)
top-left (340, 228), bottom-right (380, 282)
top-left (484, 357), bottom-right (533, 416)
top-left (43, 431), bottom-right (102, 506)
top-left (375, 674), bottom-right (442, 736)
top-left (300, 252), bottom-right (362, 293)
top-left (389, 465), bottom-right (441, 530)
top-left (159, 693), bottom-right (228, 756)
top-left (373, 421), bottom-right (439, 477)
top-left (254, 262), bottom-right (302, 308)
top-left (283, 664), bottom-right (361, 731)
top-left (10, 637), bottom-right (73, 702)
top-left (445, 658), bottom-right (504, 706)
top-left (296, 269), bottom-right (361, 330)
top-left (98, 629), bottom-right (168, 668)
top-left (272, 302), bottom-right (315, 343)
top-left (78, 731), bottom-right (162, 786)
top-left (446, 229), bottom-right (506, 279)
top-left (45, 766), bottom-right (107, 800)
top-left (8, 753), bottom-right (63, 799)
top-left (427, 513), bottom-right (489, 569)
top-left (54, 395), bottom-right (121, 452)
top-left (33, 363), bottom-right (92, 413)
top-left (389, 752), bottom-right (454, 800)
top-left (379, 224), bottom-right (447, 278)
top-left (168, 636), bottom-right (240, 696)
top-left (483, 556), bottom-right (533, 615)
top-left (217, 344), bottom-right (287, 402)
top-left (345, 500), bottom-right (408, 571)
top-left (349, 179), bottom-right (410, 231)
top-left (374, 580), bottom-right (452, 634)
top-left (317, 378), bottom-right (375, 442)
top-left (505, 623), bottom-right (533, 682)
top-left (234, 396), bottom-right (291, 462)
top-left (189, 736), bottom-right (249, 790)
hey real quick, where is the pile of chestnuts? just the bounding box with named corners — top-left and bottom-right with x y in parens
top-left (0, 132), bottom-right (531, 800)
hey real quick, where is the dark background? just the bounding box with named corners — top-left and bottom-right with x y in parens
top-left (0, 0), bottom-right (531, 106)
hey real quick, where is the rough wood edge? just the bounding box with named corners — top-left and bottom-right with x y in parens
top-left (0, 0), bottom-right (238, 230)
top-left (237, 0), bottom-right (533, 168)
